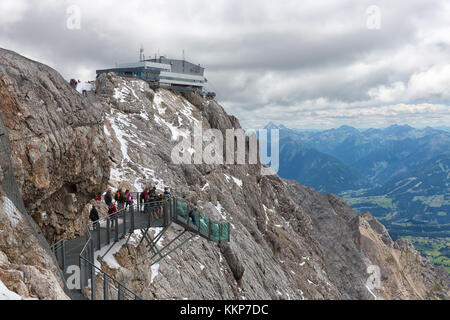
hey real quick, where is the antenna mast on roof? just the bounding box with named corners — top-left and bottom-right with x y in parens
top-left (182, 49), bottom-right (185, 73)
top-left (140, 44), bottom-right (144, 61)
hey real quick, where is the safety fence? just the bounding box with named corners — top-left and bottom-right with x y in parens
top-left (50, 239), bottom-right (66, 271)
top-left (79, 199), bottom-right (172, 300)
top-left (77, 196), bottom-right (230, 300)
top-left (174, 198), bottom-right (230, 243)
top-left (79, 223), bottom-right (141, 300)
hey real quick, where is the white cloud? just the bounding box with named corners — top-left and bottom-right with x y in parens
top-left (0, 0), bottom-right (28, 26)
top-left (368, 81), bottom-right (407, 103)
top-left (407, 64), bottom-right (450, 101)
top-left (368, 64), bottom-right (450, 104)
top-left (0, 0), bottom-right (449, 129)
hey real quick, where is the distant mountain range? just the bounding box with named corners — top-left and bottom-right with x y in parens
top-left (268, 125), bottom-right (366, 194)
top-left (435, 126), bottom-right (450, 132)
top-left (267, 122), bottom-right (450, 270)
top-left (267, 122), bottom-right (449, 191)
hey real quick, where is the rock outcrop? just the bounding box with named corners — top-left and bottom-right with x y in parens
top-left (285, 181), bottom-right (372, 299)
top-left (93, 72), bottom-right (339, 300)
top-left (0, 188), bottom-right (68, 299)
top-left (0, 47), bottom-right (111, 300)
top-left (0, 48), bottom-right (110, 242)
top-left (286, 181), bottom-right (449, 300)
top-left (359, 211), bottom-right (450, 299)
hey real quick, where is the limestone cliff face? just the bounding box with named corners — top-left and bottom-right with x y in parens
top-left (1, 106), bottom-right (67, 299)
top-left (0, 47), bottom-right (111, 300)
top-left (286, 181), bottom-right (449, 300)
top-left (91, 72), bottom-right (449, 300)
top-left (359, 212), bottom-right (450, 300)
top-left (285, 181), bottom-right (372, 299)
top-left (0, 191), bottom-right (68, 300)
top-left (0, 48), bottom-right (111, 242)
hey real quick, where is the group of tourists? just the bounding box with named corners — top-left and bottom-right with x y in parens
top-left (140, 186), bottom-right (171, 219)
top-left (89, 186), bottom-right (172, 230)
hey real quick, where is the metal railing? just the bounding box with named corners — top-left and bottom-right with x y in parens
top-left (90, 199), bottom-right (170, 251)
top-left (79, 218), bottom-right (141, 300)
top-left (78, 199), bottom-right (170, 300)
top-left (78, 196), bottom-right (231, 300)
top-left (172, 198), bottom-right (230, 243)
top-left (50, 239), bottom-right (66, 271)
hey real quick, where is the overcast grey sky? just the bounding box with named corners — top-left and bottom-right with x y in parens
top-left (0, 0), bottom-right (449, 129)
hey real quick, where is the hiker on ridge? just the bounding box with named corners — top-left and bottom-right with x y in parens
top-left (163, 187), bottom-right (171, 199)
top-left (188, 207), bottom-right (197, 226)
top-left (160, 187), bottom-right (171, 217)
top-left (141, 188), bottom-right (149, 214)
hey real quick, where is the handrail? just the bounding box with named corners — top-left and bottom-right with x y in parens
top-left (172, 198), bottom-right (230, 243)
top-left (78, 195), bottom-right (230, 300)
top-left (87, 199), bottom-right (166, 228)
top-left (79, 223), bottom-right (141, 300)
top-left (50, 239), bottom-right (66, 271)
top-left (79, 199), bottom-right (168, 300)
top-left (93, 266), bottom-right (139, 300)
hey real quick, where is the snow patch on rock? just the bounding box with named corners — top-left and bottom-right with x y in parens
top-left (154, 114), bottom-right (189, 141)
top-left (151, 264), bottom-right (160, 284)
top-left (224, 174), bottom-right (243, 188)
top-left (0, 280), bottom-right (22, 300)
top-left (94, 237), bottom-right (128, 270)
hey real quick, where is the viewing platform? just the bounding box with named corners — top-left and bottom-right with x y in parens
top-left (51, 196), bottom-right (231, 300)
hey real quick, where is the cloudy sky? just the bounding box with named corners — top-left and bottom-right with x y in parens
top-left (0, 0), bottom-right (449, 129)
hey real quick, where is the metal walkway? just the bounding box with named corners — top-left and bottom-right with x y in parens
top-left (51, 197), bottom-right (230, 300)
